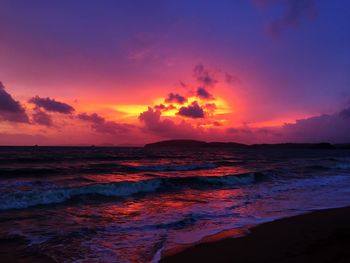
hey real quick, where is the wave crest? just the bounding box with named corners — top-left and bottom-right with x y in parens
top-left (0, 173), bottom-right (259, 210)
top-left (129, 162), bottom-right (217, 172)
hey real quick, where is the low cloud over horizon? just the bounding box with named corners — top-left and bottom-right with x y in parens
top-left (1, 61), bottom-right (350, 145)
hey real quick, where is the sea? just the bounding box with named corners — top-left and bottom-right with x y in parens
top-left (1, 146), bottom-right (350, 262)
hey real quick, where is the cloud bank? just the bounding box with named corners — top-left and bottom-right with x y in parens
top-left (224, 106), bottom-right (350, 144)
top-left (0, 82), bottom-right (29, 123)
top-left (281, 106), bottom-right (350, 143)
top-left (2, 62), bottom-right (350, 145)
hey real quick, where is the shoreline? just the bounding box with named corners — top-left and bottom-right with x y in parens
top-left (1, 206), bottom-right (350, 262)
top-left (160, 206), bottom-right (350, 263)
top-left (0, 237), bottom-right (56, 263)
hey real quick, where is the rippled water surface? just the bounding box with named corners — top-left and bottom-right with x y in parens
top-left (1, 146), bottom-right (350, 262)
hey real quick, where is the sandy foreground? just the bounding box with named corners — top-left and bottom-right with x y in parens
top-left (161, 206), bottom-right (350, 263)
top-left (1, 206), bottom-right (350, 262)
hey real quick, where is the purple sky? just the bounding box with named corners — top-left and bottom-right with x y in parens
top-left (0, 0), bottom-right (350, 145)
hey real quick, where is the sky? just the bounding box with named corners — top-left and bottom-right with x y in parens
top-left (0, 0), bottom-right (350, 145)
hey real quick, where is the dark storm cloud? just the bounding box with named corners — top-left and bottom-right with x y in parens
top-left (0, 81), bottom-right (29, 123)
top-left (32, 110), bottom-right (53, 126)
top-left (139, 107), bottom-right (199, 138)
top-left (165, 93), bottom-right (187, 104)
top-left (177, 101), bottom-right (205, 119)
top-left (78, 113), bottom-right (133, 134)
top-left (196, 87), bottom-right (214, 100)
top-left (29, 96), bottom-right (75, 114)
top-left (193, 64), bottom-right (217, 86)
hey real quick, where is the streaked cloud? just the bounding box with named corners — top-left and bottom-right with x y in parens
top-left (29, 96), bottom-right (75, 114)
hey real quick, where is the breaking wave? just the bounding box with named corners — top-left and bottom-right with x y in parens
top-left (129, 162), bottom-right (218, 171)
top-left (0, 173), bottom-right (259, 210)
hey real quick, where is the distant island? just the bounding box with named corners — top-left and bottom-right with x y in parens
top-left (144, 140), bottom-right (350, 150)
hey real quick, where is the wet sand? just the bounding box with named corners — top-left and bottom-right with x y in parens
top-left (161, 206), bottom-right (350, 263)
top-left (1, 206), bottom-right (350, 262)
top-left (0, 237), bottom-right (55, 263)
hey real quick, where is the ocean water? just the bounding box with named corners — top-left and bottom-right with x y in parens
top-left (1, 146), bottom-right (350, 262)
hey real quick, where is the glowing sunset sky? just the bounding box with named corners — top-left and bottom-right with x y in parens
top-left (1, 0), bottom-right (350, 145)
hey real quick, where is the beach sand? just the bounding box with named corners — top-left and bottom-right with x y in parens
top-left (161, 206), bottom-right (350, 263)
top-left (1, 206), bottom-right (350, 262)
top-left (0, 237), bottom-right (55, 263)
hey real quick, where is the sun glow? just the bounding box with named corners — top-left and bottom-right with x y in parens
top-left (78, 87), bottom-right (234, 127)
top-left (153, 95), bottom-right (231, 118)
top-left (112, 104), bottom-right (149, 117)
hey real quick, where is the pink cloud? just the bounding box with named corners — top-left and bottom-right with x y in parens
top-left (139, 107), bottom-right (201, 139)
top-left (78, 113), bottom-right (134, 135)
